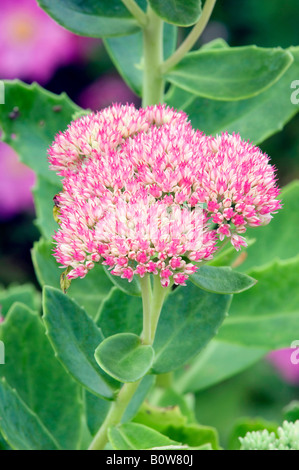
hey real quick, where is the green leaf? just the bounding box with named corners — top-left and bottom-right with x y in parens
top-left (0, 303), bottom-right (81, 449)
top-left (95, 333), bottom-right (154, 383)
top-left (37, 0), bottom-right (145, 37)
top-left (175, 341), bottom-right (266, 394)
top-left (0, 378), bottom-right (60, 450)
top-left (283, 402), bottom-right (299, 423)
top-left (165, 46), bottom-right (293, 101)
top-left (190, 266), bottom-right (256, 294)
top-left (229, 257), bottom-right (299, 319)
top-left (42, 286), bottom-right (119, 398)
top-left (32, 239), bottom-right (113, 319)
top-left (103, 266), bottom-right (141, 296)
top-left (97, 287), bottom-right (143, 337)
top-left (152, 285), bottom-right (232, 374)
top-left (85, 375), bottom-right (155, 436)
top-left (0, 284), bottom-right (40, 317)
top-left (218, 313), bottom-right (299, 349)
top-left (133, 402), bottom-right (219, 449)
top-left (228, 418), bottom-right (278, 450)
top-left (217, 257), bottom-right (299, 349)
top-left (208, 239), bottom-right (256, 268)
top-left (237, 181), bottom-right (299, 272)
top-left (152, 387), bottom-right (196, 423)
top-left (33, 176), bottom-right (62, 239)
top-left (108, 422), bottom-right (179, 450)
top-left (84, 392), bottom-right (110, 437)
top-left (0, 80), bottom-right (80, 185)
top-left (104, 23), bottom-right (177, 96)
top-left (133, 402), bottom-right (187, 432)
top-left (149, 0), bottom-right (202, 26)
top-left (167, 46), bottom-right (299, 145)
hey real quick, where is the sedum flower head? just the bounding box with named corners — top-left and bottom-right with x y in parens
top-left (240, 421), bottom-right (299, 450)
top-left (49, 104), bottom-right (281, 287)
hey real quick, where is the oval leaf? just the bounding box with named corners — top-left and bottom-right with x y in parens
top-left (152, 284), bottom-right (232, 374)
top-left (108, 422), bottom-right (179, 450)
top-left (149, 0), bottom-right (202, 26)
top-left (37, 0), bottom-right (144, 37)
top-left (166, 47), bottom-right (299, 146)
top-left (95, 333), bottom-right (154, 382)
top-left (164, 46), bottom-right (293, 100)
top-left (190, 266), bottom-right (256, 294)
top-left (0, 378), bottom-right (60, 450)
top-left (42, 286), bottom-right (119, 399)
top-left (0, 80), bottom-right (80, 185)
top-left (0, 303), bottom-right (82, 450)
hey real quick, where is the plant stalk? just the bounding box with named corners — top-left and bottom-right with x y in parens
top-left (160, 0), bottom-right (217, 74)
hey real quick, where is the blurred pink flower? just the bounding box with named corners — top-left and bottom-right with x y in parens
top-left (0, 142), bottom-right (35, 219)
top-left (0, 0), bottom-right (80, 83)
top-left (267, 349), bottom-right (299, 385)
top-left (78, 74), bottom-right (140, 111)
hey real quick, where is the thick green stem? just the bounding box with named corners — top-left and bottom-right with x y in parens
top-left (160, 0), bottom-right (217, 74)
top-left (140, 274), bottom-right (153, 345)
top-left (142, 6), bottom-right (165, 106)
top-left (150, 275), bottom-right (171, 343)
top-left (88, 381), bottom-right (140, 450)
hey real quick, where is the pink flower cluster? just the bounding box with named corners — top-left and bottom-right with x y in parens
top-left (49, 104), bottom-right (281, 287)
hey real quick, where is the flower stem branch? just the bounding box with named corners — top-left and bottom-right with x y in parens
top-left (140, 274), bottom-right (153, 345)
top-left (88, 380), bottom-right (140, 450)
top-left (121, 0), bottom-right (148, 27)
top-left (160, 0), bottom-right (217, 74)
top-left (150, 275), bottom-right (171, 343)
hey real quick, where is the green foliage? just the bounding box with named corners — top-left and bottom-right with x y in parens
top-left (175, 341), bottom-right (266, 394)
top-left (33, 177), bottom-right (61, 240)
top-left (37, 0), bottom-right (146, 37)
top-left (166, 47), bottom-right (299, 144)
top-left (0, 81), bottom-right (80, 185)
top-left (238, 180), bottom-right (299, 271)
top-left (190, 266), bottom-right (256, 294)
top-left (148, 0), bottom-right (202, 26)
top-left (218, 257), bottom-right (299, 349)
top-left (95, 333), bottom-right (154, 382)
top-left (85, 375), bottom-right (155, 436)
top-left (164, 46), bottom-right (293, 100)
top-left (228, 418), bottom-right (278, 450)
top-left (0, 303), bottom-right (82, 449)
top-left (152, 285), bottom-right (232, 373)
top-left (42, 287), bottom-right (119, 398)
top-left (133, 402), bottom-right (219, 449)
top-left (283, 402), bottom-right (299, 423)
top-left (0, 378), bottom-right (60, 450)
top-left (32, 239), bottom-right (113, 319)
top-left (108, 422), bottom-right (179, 450)
top-left (97, 287), bottom-right (143, 337)
top-left (0, 284), bottom-right (40, 317)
